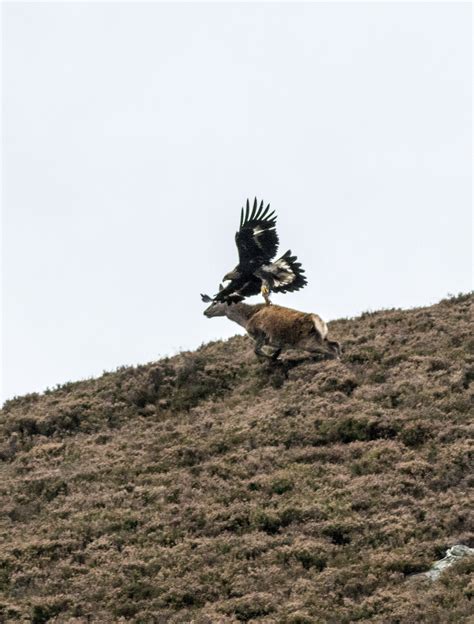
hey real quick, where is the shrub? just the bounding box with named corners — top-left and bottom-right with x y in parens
top-left (322, 523), bottom-right (352, 545)
top-left (223, 593), bottom-right (275, 622)
top-left (31, 601), bottom-right (68, 624)
top-left (400, 422), bottom-right (431, 447)
top-left (281, 547), bottom-right (327, 571)
top-left (316, 416), bottom-right (396, 444)
top-left (170, 355), bottom-right (233, 411)
top-left (270, 477), bottom-right (294, 495)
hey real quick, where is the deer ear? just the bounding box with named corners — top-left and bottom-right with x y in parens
top-left (218, 283), bottom-right (223, 292)
top-left (201, 294), bottom-right (213, 303)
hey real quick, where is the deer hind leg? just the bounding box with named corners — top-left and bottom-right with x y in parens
top-left (307, 339), bottom-right (340, 359)
top-left (298, 337), bottom-right (329, 361)
top-left (325, 339), bottom-right (341, 358)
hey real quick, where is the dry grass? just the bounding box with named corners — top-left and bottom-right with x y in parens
top-left (0, 293), bottom-right (473, 623)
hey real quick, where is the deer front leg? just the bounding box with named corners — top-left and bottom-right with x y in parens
top-left (254, 335), bottom-right (270, 359)
top-left (264, 341), bottom-right (282, 361)
top-left (251, 332), bottom-right (278, 361)
top-left (270, 347), bottom-right (282, 361)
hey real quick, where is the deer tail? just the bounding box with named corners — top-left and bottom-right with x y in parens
top-left (311, 314), bottom-right (328, 339)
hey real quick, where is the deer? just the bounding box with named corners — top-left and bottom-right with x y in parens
top-left (203, 300), bottom-right (341, 361)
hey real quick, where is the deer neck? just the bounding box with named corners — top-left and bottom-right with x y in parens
top-left (225, 303), bottom-right (262, 329)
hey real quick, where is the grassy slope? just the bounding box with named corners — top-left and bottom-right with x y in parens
top-left (0, 294), bottom-right (473, 624)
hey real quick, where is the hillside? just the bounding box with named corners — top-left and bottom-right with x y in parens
top-left (0, 294), bottom-right (473, 623)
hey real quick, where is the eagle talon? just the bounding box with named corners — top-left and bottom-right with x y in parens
top-left (261, 284), bottom-right (271, 306)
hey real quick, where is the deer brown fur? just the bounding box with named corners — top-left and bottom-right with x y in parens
top-left (204, 301), bottom-right (341, 361)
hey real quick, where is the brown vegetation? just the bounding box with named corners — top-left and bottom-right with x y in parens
top-left (0, 293), bottom-right (472, 623)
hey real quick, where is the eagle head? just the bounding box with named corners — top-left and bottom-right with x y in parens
top-left (223, 268), bottom-right (240, 281)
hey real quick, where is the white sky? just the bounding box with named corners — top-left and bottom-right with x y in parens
top-left (2, 2), bottom-right (472, 402)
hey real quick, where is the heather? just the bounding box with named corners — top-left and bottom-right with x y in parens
top-left (0, 294), bottom-right (472, 623)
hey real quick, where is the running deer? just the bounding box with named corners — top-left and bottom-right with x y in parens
top-left (203, 301), bottom-right (341, 361)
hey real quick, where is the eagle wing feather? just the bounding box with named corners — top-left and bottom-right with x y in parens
top-left (235, 198), bottom-right (279, 266)
top-left (213, 278), bottom-right (261, 304)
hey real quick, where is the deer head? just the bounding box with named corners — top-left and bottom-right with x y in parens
top-left (203, 300), bottom-right (229, 318)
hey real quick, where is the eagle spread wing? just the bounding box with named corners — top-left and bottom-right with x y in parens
top-left (235, 198), bottom-right (279, 266)
top-left (201, 197), bottom-right (308, 305)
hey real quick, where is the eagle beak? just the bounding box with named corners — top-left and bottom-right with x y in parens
top-left (223, 270), bottom-right (239, 281)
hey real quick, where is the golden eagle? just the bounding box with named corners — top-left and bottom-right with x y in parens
top-left (202, 198), bottom-right (307, 305)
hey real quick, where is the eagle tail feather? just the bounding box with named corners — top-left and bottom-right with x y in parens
top-left (268, 249), bottom-right (308, 294)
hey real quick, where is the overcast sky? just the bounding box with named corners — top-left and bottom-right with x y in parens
top-left (2, 2), bottom-right (472, 402)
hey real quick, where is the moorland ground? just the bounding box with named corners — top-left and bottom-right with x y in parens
top-left (0, 294), bottom-right (472, 623)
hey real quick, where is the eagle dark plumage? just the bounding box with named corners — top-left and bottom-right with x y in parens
top-left (202, 198), bottom-right (307, 305)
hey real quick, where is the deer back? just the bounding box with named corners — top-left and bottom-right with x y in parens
top-left (247, 304), bottom-right (322, 346)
